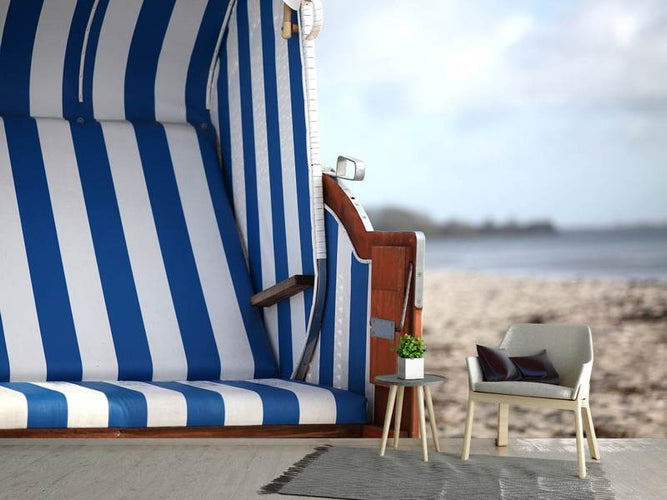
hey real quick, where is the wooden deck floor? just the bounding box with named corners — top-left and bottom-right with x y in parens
top-left (0, 438), bottom-right (664, 499)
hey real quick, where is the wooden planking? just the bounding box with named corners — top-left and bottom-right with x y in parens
top-left (0, 424), bottom-right (364, 439)
top-left (323, 175), bottom-right (423, 437)
top-left (250, 274), bottom-right (314, 307)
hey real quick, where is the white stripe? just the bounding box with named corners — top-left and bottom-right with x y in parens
top-left (78, 0), bottom-right (101, 102)
top-left (253, 379), bottom-right (336, 424)
top-left (101, 121), bottom-right (187, 381)
top-left (183, 381), bottom-right (263, 426)
top-left (35, 382), bottom-right (108, 428)
top-left (154, 0), bottom-right (208, 123)
top-left (304, 335), bottom-right (320, 385)
top-left (205, 0), bottom-right (237, 110)
top-left (30, 0), bottom-right (77, 117)
top-left (333, 230), bottom-right (352, 390)
top-left (247, 0), bottom-right (279, 358)
top-left (166, 124), bottom-right (254, 379)
top-left (92, 0), bottom-right (142, 119)
top-left (227, 3), bottom-right (248, 257)
top-left (109, 381), bottom-right (187, 427)
top-left (210, 61), bottom-right (222, 160)
top-left (0, 1), bottom-right (10, 36)
top-left (0, 119), bottom-right (47, 381)
top-left (0, 386), bottom-right (28, 429)
top-left (273, 3), bottom-right (307, 367)
top-left (37, 119), bottom-right (118, 381)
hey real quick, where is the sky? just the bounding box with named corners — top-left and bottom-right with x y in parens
top-left (315, 0), bottom-right (667, 228)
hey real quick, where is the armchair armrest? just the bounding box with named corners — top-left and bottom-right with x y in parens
top-left (250, 275), bottom-right (314, 307)
top-left (466, 356), bottom-right (483, 391)
top-left (572, 360), bottom-right (593, 400)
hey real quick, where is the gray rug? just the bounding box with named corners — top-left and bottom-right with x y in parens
top-left (260, 445), bottom-right (614, 499)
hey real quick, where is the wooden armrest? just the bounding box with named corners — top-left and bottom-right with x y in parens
top-left (250, 275), bottom-right (314, 307)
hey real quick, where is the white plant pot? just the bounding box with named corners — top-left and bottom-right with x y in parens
top-left (397, 357), bottom-right (424, 380)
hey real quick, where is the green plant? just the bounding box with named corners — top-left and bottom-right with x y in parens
top-left (392, 334), bottom-right (426, 359)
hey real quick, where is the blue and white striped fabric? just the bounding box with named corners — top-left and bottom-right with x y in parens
top-left (0, 0), bottom-right (230, 125)
top-left (306, 208), bottom-right (372, 409)
top-left (211, 0), bottom-right (315, 379)
top-left (0, 117), bottom-right (277, 382)
top-left (0, 378), bottom-right (366, 428)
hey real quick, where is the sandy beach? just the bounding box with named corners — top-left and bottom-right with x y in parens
top-left (423, 271), bottom-right (667, 438)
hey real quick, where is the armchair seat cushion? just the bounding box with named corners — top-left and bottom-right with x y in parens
top-left (474, 381), bottom-right (575, 400)
top-left (0, 379), bottom-right (367, 429)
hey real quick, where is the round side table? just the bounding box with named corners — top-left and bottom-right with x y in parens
top-left (374, 374), bottom-right (446, 462)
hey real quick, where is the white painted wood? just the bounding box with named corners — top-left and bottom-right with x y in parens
top-left (424, 385), bottom-right (440, 452)
top-left (379, 385), bottom-right (397, 457)
top-left (582, 405), bottom-right (600, 460)
top-left (496, 403), bottom-right (509, 447)
top-left (417, 386), bottom-right (428, 462)
top-left (392, 386), bottom-right (404, 449)
top-left (574, 403), bottom-right (586, 479)
top-left (461, 397), bottom-right (475, 460)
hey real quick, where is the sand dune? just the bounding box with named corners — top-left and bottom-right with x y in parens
top-left (422, 271), bottom-right (667, 438)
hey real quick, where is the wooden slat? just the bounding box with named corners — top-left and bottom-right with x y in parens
top-left (250, 275), bottom-right (314, 307)
top-left (0, 424), bottom-right (364, 439)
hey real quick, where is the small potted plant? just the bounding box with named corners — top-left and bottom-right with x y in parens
top-left (393, 334), bottom-right (426, 379)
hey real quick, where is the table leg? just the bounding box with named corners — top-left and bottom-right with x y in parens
top-left (424, 386), bottom-right (441, 452)
top-left (393, 386), bottom-right (405, 449)
top-left (417, 386), bottom-right (428, 462)
top-left (380, 385), bottom-right (398, 456)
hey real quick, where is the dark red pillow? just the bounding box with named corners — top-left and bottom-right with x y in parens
top-left (510, 350), bottom-right (560, 385)
top-left (476, 345), bottom-right (521, 382)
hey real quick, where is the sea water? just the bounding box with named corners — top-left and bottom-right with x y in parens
top-left (426, 228), bottom-right (667, 281)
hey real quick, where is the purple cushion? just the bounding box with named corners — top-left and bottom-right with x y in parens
top-left (511, 350), bottom-right (561, 385)
top-left (476, 345), bottom-right (521, 382)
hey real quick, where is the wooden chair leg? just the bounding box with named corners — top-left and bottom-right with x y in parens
top-left (574, 405), bottom-right (586, 479)
top-left (424, 385), bottom-right (441, 452)
top-left (417, 386), bottom-right (428, 462)
top-left (582, 404), bottom-right (600, 460)
top-left (496, 403), bottom-right (509, 447)
top-left (392, 386), bottom-right (405, 449)
top-left (380, 385), bottom-right (397, 457)
top-left (461, 397), bottom-right (475, 460)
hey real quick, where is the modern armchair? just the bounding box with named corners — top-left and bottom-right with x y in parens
top-left (461, 324), bottom-right (600, 479)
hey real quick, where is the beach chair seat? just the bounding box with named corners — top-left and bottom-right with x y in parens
top-left (0, 379), bottom-right (366, 429)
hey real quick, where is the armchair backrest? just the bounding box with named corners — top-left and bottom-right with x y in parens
top-left (500, 324), bottom-right (593, 389)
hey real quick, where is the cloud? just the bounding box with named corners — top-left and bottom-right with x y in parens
top-left (316, 0), bottom-right (667, 226)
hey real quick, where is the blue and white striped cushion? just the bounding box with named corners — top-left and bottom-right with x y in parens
top-left (0, 378), bottom-right (366, 428)
top-left (0, 0), bottom-right (230, 124)
top-left (211, 0), bottom-right (315, 378)
top-left (0, 117), bottom-right (277, 382)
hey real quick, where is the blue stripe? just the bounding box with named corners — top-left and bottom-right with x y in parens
top-left (348, 256), bottom-right (370, 396)
top-left (124, 0), bottom-right (176, 121)
top-left (260, 0), bottom-right (292, 378)
top-left (2, 382), bottom-right (68, 428)
top-left (0, 315), bottom-right (9, 381)
top-left (5, 119), bottom-right (82, 381)
top-left (80, 0), bottom-right (110, 120)
top-left (62, 0), bottom-right (96, 120)
top-left (286, 9), bottom-right (315, 329)
top-left (288, 380), bottom-right (367, 424)
top-left (71, 121), bottom-right (153, 380)
top-left (196, 132), bottom-right (278, 378)
top-left (236, 0), bottom-right (262, 293)
top-left (185, 0), bottom-right (228, 126)
top-left (76, 382), bottom-right (147, 427)
top-left (0, 0), bottom-right (43, 116)
top-left (215, 381), bottom-right (299, 425)
top-left (134, 124), bottom-right (220, 380)
top-left (150, 382), bottom-right (224, 426)
top-left (319, 213), bottom-right (339, 386)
